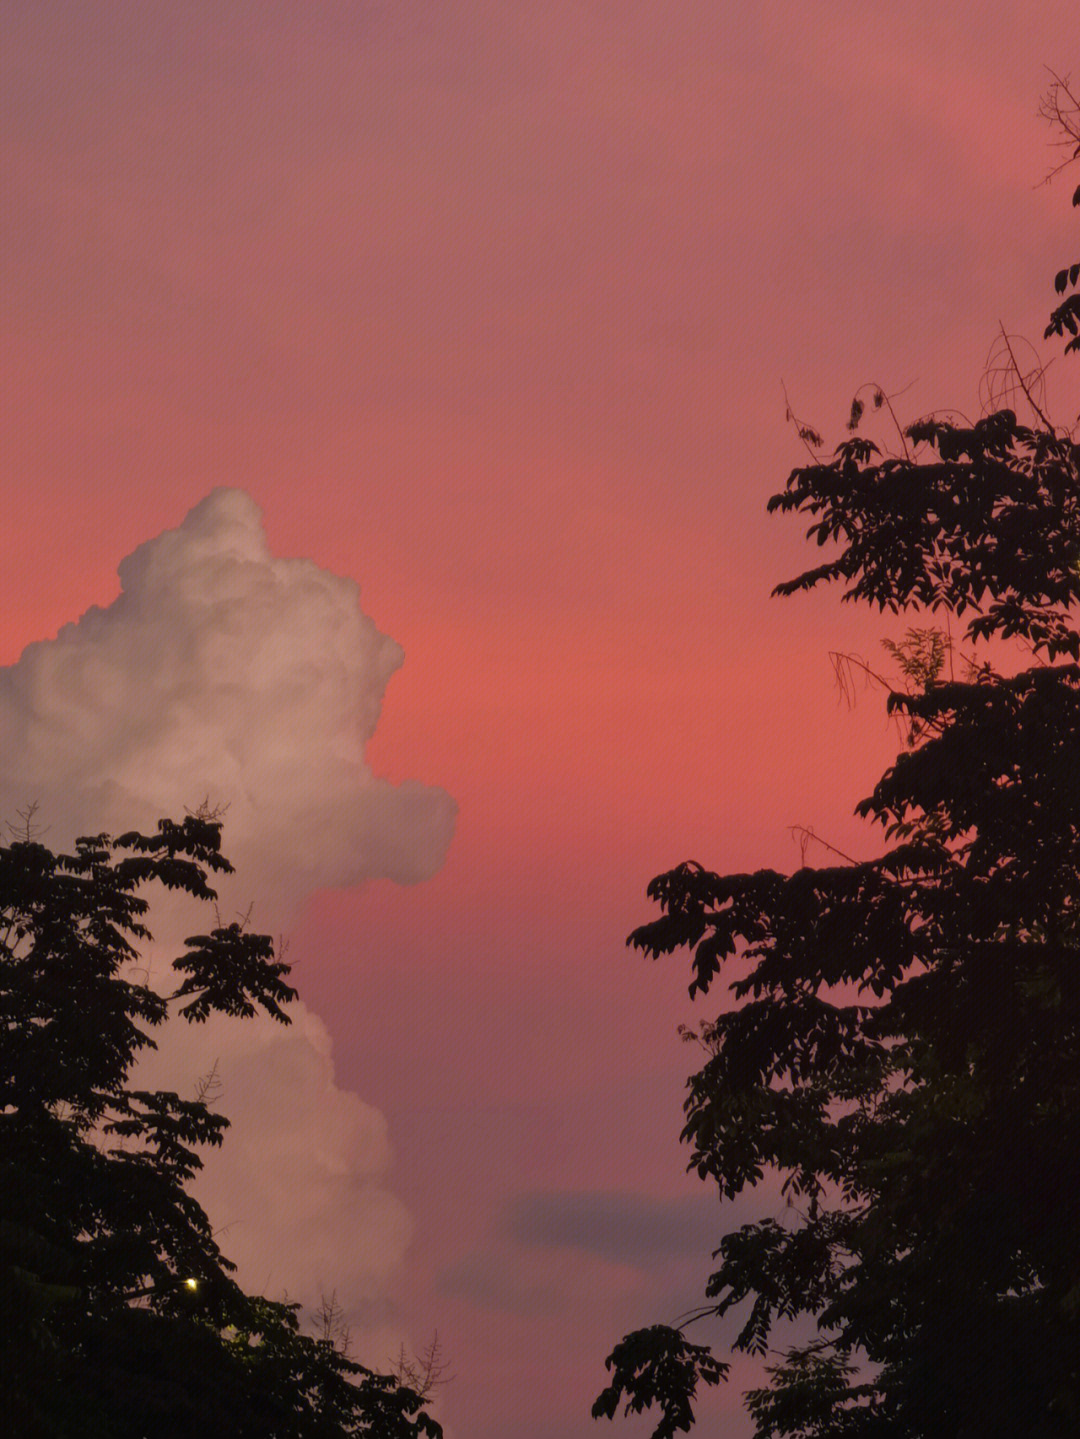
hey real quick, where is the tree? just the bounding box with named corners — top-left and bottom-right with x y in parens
top-left (0, 809), bottom-right (441, 1438)
top-left (595, 81), bottom-right (1080, 1439)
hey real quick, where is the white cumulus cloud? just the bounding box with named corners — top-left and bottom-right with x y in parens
top-left (3, 487), bottom-right (455, 900)
top-left (0, 487), bottom-right (456, 1340)
top-left (133, 1000), bottom-right (415, 1322)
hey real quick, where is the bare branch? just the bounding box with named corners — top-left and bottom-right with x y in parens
top-left (391, 1330), bottom-right (455, 1400)
top-left (1038, 68), bottom-right (1080, 184)
top-left (789, 825), bottom-right (860, 869)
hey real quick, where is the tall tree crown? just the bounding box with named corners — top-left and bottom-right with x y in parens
top-left (596, 82), bottom-right (1080, 1439)
top-left (1, 813), bottom-right (441, 1439)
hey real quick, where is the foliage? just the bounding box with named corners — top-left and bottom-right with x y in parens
top-left (592, 1326), bottom-right (728, 1439)
top-left (596, 86), bottom-right (1080, 1439)
top-left (0, 811), bottom-right (440, 1438)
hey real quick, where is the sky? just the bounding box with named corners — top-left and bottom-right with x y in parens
top-left (4, 3), bottom-right (1080, 1435)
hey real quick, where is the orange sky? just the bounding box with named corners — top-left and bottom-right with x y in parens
top-left (5, 5), bottom-right (1080, 1435)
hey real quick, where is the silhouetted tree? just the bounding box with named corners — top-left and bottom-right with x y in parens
top-left (0, 809), bottom-right (440, 1438)
top-left (596, 79), bottom-right (1080, 1439)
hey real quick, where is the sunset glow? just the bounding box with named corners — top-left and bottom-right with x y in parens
top-left (6, 5), bottom-right (1080, 1435)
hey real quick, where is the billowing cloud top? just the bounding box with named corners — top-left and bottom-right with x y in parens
top-left (2, 487), bottom-right (456, 913)
top-left (0, 488), bottom-right (457, 1340)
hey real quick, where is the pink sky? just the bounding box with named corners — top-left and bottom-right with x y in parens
top-left (5, 4), bottom-right (1080, 1435)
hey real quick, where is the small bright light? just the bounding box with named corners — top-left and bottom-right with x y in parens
top-left (184, 1278), bottom-right (199, 1291)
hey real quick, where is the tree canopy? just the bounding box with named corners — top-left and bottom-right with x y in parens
top-left (595, 81), bottom-right (1080, 1439)
top-left (0, 810), bottom-right (440, 1438)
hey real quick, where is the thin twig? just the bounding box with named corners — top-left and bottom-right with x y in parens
top-left (789, 825), bottom-right (861, 868)
top-left (997, 324), bottom-right (1057, 434)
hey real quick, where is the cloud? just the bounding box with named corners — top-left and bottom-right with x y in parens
top-left (438, 1185), bottom-right (788, 1320)
top-left (133, 1000), bottom-right (413, 1317)
top-left (436, 1190), bottom-right (722, 1320)
top-left (2, 487), bottom-right (456, 904)
top-left (436, 1248), bottom-right (565, 1319)
top-left (0, 488), bottom-right (456, 1337)
top-left (500, 1189), bottom-right (725, 1269)
top-left (436, 1234), bottom-right (652, 1321)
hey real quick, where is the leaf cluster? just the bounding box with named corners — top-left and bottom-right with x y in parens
top-left (768, 409), bottom-right (1080, 659)
top-left (592, 1326), bottom-right (728, 1439)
